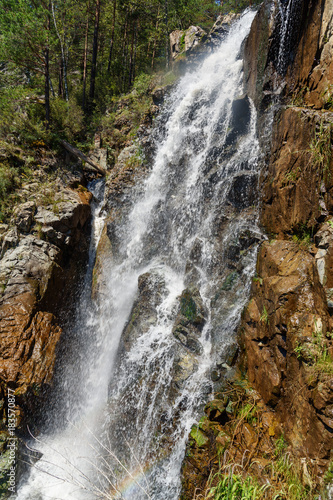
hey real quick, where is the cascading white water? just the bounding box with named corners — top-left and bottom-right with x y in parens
top-left (17, 9), bottom-right (261, 500)
top-left (277, 0), bottom-right (303, 74)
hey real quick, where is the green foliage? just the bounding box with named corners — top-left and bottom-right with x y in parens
top-left (0, 0), bottom-right (257, 148)
top-left (180, 291), bottom-right (197, 321)
top-left (220, 0), bottom-right (262, 15)
top-left (309, 120), bottom-right (332, 181)
top-left (50, 97), bottom-right (85, 142)
top-left (294, 327), bottom-right (333, 380)
top-left (179, 32), bottom-right (186, 51)
top-left (288, 86), bottom-right (309, 107)
top-left (0, 165), bottom-right (18, 220)
top-left (321, 85), bottom-right (333, 110)
top-left (324, 461), bottom-right (333, 484)
top-left (291, 223), bottom-right (313, 248)
top-left (292, 233), bottom-right (311, 247)
top-left (283, 167), bottom-right (300, 185)
top-left (161, 71), bottom-right (179, 86)
top-left (274, 434), bottom-right (287, 457)
top-left (190, 425), bottom-right (209, 448)
top-left (237, 402), bottom-right (257, 425)
top-left (260, 305), bottom-right (269, 325)
top-left (132, 74), bottom-right (154, 96)
top-left (294, 340), bottom-right (303, 360)
top-left (207, 473), bottom-right (268, 499)
top-left (0, 142), bottom-right (34, 221)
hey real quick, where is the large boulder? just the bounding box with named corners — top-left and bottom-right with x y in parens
top-left (205, 13), bottom-right (240, 48)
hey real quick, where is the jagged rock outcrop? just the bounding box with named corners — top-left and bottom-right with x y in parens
top-left (261, 107), bottom-right (333, 236)
top-left (0, 185), bottom-right (91, 422)
top-left (242, 0), bottom-right (333, 481)
top-left (0, 160), bottom-right (92, 495)
top-left (170, 13), bottom-right (239, 73)
top-left (180, 0), bottom-right (333, 496)
top-left (243, 240), bottom-right (333, 463)
top-left (172, 286), bottom-right (207, 355)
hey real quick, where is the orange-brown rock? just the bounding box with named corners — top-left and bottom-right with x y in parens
top-left (242, 239), bottom-right (333, 464)
top-left (180, 382), bottom-right (282, 500)
top-left (284, 0), bottom-right (333, 109)
top-left (260, 107), bottom-right (333, 237)
top-left (243, 0), bottom-right (274, 109)
top-left (0, 186), bottom-right (92, 432)
top-left (245, 0), bottom-right (333, 111)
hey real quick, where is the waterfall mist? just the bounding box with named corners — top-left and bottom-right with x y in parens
top-left (17, 9), bottom-right (261, 500)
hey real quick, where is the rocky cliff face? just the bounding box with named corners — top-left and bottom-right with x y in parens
top-left (243, 0), bottom-right (333, 464)
top-left (180, 0), bottom-right (333, 497)
top-left (169, 13), bottom-right (240, 74)
top-left (0, 154), bottom-right (92, 494)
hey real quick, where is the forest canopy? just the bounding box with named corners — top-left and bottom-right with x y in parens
top-left (0, 0), bottom-right (258, 143)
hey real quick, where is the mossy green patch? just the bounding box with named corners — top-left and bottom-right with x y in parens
top-left (190, 425), bottom-right (209, 448)
top-left (221, 271), bottom-right (238, 291)
top-left (180, 290), bottom-right (197, 322)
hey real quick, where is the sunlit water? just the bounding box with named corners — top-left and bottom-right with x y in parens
top-left (17, 9), bottom-right (261, 500)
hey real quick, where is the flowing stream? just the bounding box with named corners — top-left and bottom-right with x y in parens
top-left (17, 9), bottom-right (260, 500)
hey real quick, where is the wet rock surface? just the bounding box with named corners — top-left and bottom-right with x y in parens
top-left (0, 172), bottom-right (92, 441)
top-left (172, 287), bottom-right (207, 355)
top-left (170, 13), bottom-right (240, 74)
top-left (181, 0), bottom-right (333, 495)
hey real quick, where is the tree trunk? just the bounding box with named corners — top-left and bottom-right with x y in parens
top-left (151, 13), bottom-right (159, 70)
top-left (121, 9), bottom-right (129, 92)
top-left (45, 51), bottom-right (50, 128)
top-left (89, 0), bottom-right (101, 103)
top-left (132, 21), bottom-right (138, 83)
top-left (59, 59), bottom-right (64, 98)
top-left (165, 0), bottom-right (169, 70)
top-left (49, 76), bottom-right (55, 98)
top-left (51, 0), bottom-right (69, 101)
top-left (60, 140), bottom-right (106, 175)
top-left (82, 0), bottom-right (90, 110)
top-left (107, 0), bottom-right (117, 73)
top-left (63, 52), bottom-right (69, 101)
top-left (128, 20), bottom-right (135, 88)
top-left (45, 1), bottom-right (51, 128)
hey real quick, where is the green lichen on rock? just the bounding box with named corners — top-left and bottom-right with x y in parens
top-left (179, 287), bottom-right (206, 325)
top-left (221, 271), bottom-right (238, 291)
top-left (180, 290), bottom-right (197, 321)
top-left (190, 424), bottom-right (209, 448)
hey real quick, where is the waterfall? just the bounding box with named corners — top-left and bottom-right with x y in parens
top-left (17, 9), bottom-right (260, 500)
top-left (276, 0), bottom-right (303, 75)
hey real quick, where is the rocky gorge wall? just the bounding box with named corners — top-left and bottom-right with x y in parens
top-left (244, 0), bottom-right (333, 465)
top-left (1, 2), bottom-right (332, 497)
top-left (180, 0), bottom-right (333, 497)
top-left (0, 151), bottom-right (93, 494)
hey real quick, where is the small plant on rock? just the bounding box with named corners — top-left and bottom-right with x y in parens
top-left (321, 85), bottom-right (333, 110)
top-left (260, 306), bottom-right (269, 325)
top-left (294, 326), bottom-right (333, 381)
top-left (309, 120), bottom-right (332, 181)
